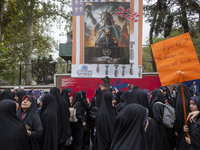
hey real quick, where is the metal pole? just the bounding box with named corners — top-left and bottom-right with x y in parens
top-left (19, 64), bottom-right (22, 85)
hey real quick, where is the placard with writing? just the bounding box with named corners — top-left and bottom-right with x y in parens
top-left (151, 33), bottom-right (200, 86)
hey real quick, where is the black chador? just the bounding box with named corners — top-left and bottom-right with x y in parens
top-left (110, 104), bottom-right (148, 150)
top-left (146, 102), bottom-right (169, 150)
top-left (50, 87), bottom-right (71, 150)
top-left (16, 95), bottom-right (43, 150)
top-left (40, 94), bottom-right (58, 150)
top-left (0, 100), bottom-right (30, 150)
top-left (96, 91), bottom-right (116, 150)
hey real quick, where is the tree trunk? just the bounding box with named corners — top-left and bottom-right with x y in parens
top-left (26, 0), bottom-right (33, 85)
top-left (149, 0), bottom-right (160, 72)
top-left (178, 0), bottom-right (189, 33)
top-left (0, 1), bottom-right (6, 41)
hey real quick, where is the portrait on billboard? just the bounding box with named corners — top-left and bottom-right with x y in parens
top-left (84, 2), bottom-right (130, 64)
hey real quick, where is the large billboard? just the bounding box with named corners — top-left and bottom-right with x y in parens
top-left (72, 0), bottom-right (143, 78)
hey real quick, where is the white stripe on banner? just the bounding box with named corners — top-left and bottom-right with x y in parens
top-left (76, 16), bottom-right (80, 65)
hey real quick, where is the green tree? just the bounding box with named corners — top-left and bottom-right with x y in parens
top-left (32, 55), bottom-right (56, 85)
top-left (0, 0), bottom-right (72, 85)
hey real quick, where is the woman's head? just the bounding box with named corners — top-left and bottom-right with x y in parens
top-left (190, 96), bottom-right (200, 112)
top-left (21, 96), bottom-right (31, 111)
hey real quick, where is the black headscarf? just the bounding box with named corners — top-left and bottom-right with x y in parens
top-left (40, 94), bottom-right (58, 150)
top-left (81, 90), bottom-right (89, 112)
top-left (136, 90), bottom-right (153, 118)
top-left (16, 95), bottom-right (42, 150)
top-left (110, 104), bottom-right (147, 150)
top-left (61, 88), bottom-right (70, 106)
top-left (160, 86), bottom-right (173, 106)
top-left (146, 103), bottom-right (169, 150)
top-left (50, 87), bottom-right (71, 148)
top-left (150, 89), bottom-right (165, 107)
top-left (175, 84), bottom-right (192, 132)
top-left (0, 100), bottom-right (30, 150)
top-left (0, 89), bottom-right (13, 101)
top-left (115, 90), bottom-right (132, 113)
top-left (96, 91), bottom-right (116, 150)
top-left (95, 89), bottom-right (103, 107)
top-left (115, 90), bottom-right (124, 104)
top-left (16, 90), bottom-right (27, 107)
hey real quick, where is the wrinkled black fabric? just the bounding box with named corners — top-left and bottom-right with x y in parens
top-left (146, 103), bottom-right (169, 150)
top-left (96, 91), bottom-right (116, 150)
top-left (110, 104), bottom-right (147, 150)
top-left (16, 96), bottom-right (43, 150)
top-left (61, 88), bottom-right (70, 106)
top-left (190, 119), bottom-right (200, 150)
top-left (150, 89), bottom-right (165, 107)
top-left (50, 87), bottom-right (71, 150)
top-left (0, 100), bottom-right (30, 150)
top-left (0, 89), bottom-right (13, 101)
top-left (40, 94), bottom-right (58, 150)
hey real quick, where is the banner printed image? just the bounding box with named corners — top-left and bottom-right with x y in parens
top-left (84, 2), bottom-right (130, 64)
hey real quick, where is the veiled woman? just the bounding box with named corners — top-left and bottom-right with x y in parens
top-left (50, 87), bottom-right (71, 150)
top-left (61, 88), bottom-right (70, 106)
top-left (110, 104), bottom-right (148, 150)
top-left (0, 100), bottom-right (30, 150)
top-left (136, 90), bottom-right (153, 118)
top-left (16, 95), bottom-right (42, 150)
top-left (40, 94), bottom-right (58, 150)
top-left (146, 102), bottom-right (169, 150)
top-left (150, 89), bottom-right (165, 107)
top-left (71, 91), bottom-right (86, 150)
top-left (96, 91), bottom-right (116, 150)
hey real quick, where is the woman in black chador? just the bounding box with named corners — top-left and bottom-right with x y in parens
top-left (184, 96), bottom-right (200, 150)
top-left (71, 91), bottom-right (87, 150)
top-left (146, 102), bottom-right (169, 150)
top-left (135, 90), bottom-right (153, 118)
top-left (81, 90), bottom-right (90, 150)
top-left (96, 91), bottom-right (116, 150)
top-left (40, 94), bottom-right (58, 150)
top-left (16, 95), bottom-right (43, 150)
top-left (50, 87), bottom-right (71, 150)
top-left (150, 89), bottom-right (165, 106)
top-left (110, 104), bottom-right (148, 150)
top-left (0, 100), bottom-right (30, 150)
top-left (61, 88), bottom-right (71, 106)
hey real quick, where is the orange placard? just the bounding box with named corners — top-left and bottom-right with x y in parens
top-left (151, 33), bottom-right (200, 86)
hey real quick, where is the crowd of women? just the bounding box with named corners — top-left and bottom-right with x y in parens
top-left (0, 83), bottom-right (200, 150)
